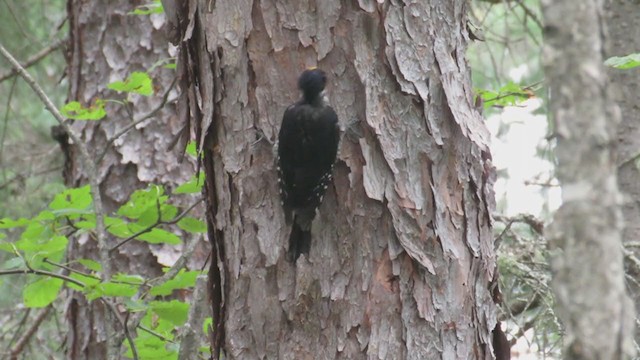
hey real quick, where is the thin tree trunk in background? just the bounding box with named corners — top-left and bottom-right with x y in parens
top-left (64, 1), bottom-right (199, 358)
top-left (606, 0), bottom-right (640, 352)
top-left (169, 0), bottom-right (499, 358)
top-left (542, 0), bottom-right (635, 358)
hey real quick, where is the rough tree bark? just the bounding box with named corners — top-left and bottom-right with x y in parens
top-left (605, 0), bottom-right (640, 352)
top-left (168, 1), bottom-right (499, 359)
top-left (542, 0), bottom-right (635, 358)
top-left (64, 1), bottom-right (200, 358)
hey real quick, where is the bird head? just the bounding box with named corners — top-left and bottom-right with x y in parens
top-left (298, 68), bottom-right (327, 103)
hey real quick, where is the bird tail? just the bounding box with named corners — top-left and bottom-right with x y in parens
top-left (287, 217), bottom-right (312, 262)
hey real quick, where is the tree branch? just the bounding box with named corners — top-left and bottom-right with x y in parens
top-left (0, 38), bottom-right (67, 83)
top-left (109, 196), bottom-right (203, 253)
top-left (9, 306), bottom-right (51, 360)
top-left (0, 43), bottom-right (111, 280)
top-left (0, 268), bottom-right (85, 287)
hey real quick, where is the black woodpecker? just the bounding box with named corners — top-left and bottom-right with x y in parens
top-left (277, 68), bottom-right (340, 262)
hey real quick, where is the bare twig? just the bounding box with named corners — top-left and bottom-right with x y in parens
top-left (0, 38), bottom-right (67, 83)
top-left (0, 268), bottom-right (85, 288)
top-left (0, 76), bottom-right (17, 168)
top-left (9, 306), bottom-right (51, 360)
top-left (0, 43), bottom-right (111, 280)
top-left (0, 166), bottom-right (63, 191)
top-left (123, 311), bottom-right (139, 360)
top-left (138, 324), bottom-right (175, 343)
top-left (178, 275), bottom-right (208, 360)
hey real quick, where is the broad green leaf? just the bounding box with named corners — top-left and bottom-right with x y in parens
top-left (605, 53), bottom-right (640, 69)
top-left (136, 228), bottom-right (181, 245)
top-left (150, 270), bottom-right (199, 296)
top-left (108, 71), bottom-right (154, 96)
top-left (2, 257), bottom-right (25, 269)
top-left (124, 298), bottom-right (147, 312)
top-left (23, 277), bottom-right (63, 307)
top-left (138, 203), bottom-right (177, 227)
top-left (129, 0), bottom-right (164, 15)
top-left (476, 81), bottom-right (532, 109)
top-left (0, 217), bottom-right (30, 229)
top-left (34, 211), bottom-right (55, 221)
top-left (174, 173), bottom-right (205, 194)
top-left (127, 336), bottom-right (176, 360)
top-left (177, 217), bottom-right (206, 233)
top-left (61, 100), bottom-right (107, 120)
top-left (74, 218), bottom-right (97, 229)
top-left (0, 242), bottom-right (16, 253)
top-left (49, 185), bottom-right (92, 213)
top-left (15, 235), bottom-right (69, 268)
top-left (105, 216), bottom-right (133, 238)
top-left (185, 141), bottom-right (197, 157)
top-left (163, 63), bottom-right (176, 69)
top-left (96, 281), bottom-right (138, 298)
top-left (68, 273), bottom-right (97, 291)
top-left (150, 300), bottom-right (189, 326)
top-left (20, 221), bottom-right (48, 241)
top-left (78, 258), bottom-right (102, 272)
top-left (203, 317), bottom-right (213, 336)
top-left (118, 185), bottom-right (166, 220)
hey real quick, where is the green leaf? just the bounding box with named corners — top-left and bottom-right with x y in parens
top-left (108, 71), bottom-right (154, 96)
top-left (2, 257), bottom-right (25, 269)
top-left (105, 216), bottom-right (133, 238)
top-left (136, 228), bottom-right (181, 245)
top-left (16, 235), bottom-right (67, 256)
top-left (96, 281), bottom-right (139, 298)
top-left (124, 298), bottom-right (148, 312)
top-left (0, 217), bottom-right (30, 229)
top-left (23, 277), bottom-right (63, 307)
top-left (61, 100), bottom-right (107, 120)
top-left (150, 300), bottom-right (189, 326)
top-left (150, 270), bottom-right (199, 296)
top-left (185, 141), bottom-right (197, 157)
top-left (129, 0), bottom-right (164, 15)
top-left (118, 185), bottom-right (166, 220)
top-left (68, 273), bottom-right (97, 291)
top-left (174, 173), bottom-right (205, 194)
top-left (0, 242), bottom-right (16, 253)
top-left (128, 336), bottom-right (176, 360)
top-left (49, 185), bottom-right (92, 214)
top-left (74, 217), bottom-right (97, 230)
top-left (605, 53), bottom-right (640, 69)
top-left (177, 217), bottom-right (206, 233)
top-left (78, 258), bottom-right (102, 272)
top-left (163, 62), bottom-right (176, 70)
top-left (138, 203), bottom-right (177, 227)
top-left (476, 81), bottom-right (532, 109)
top-left (203, 317), bottom-right (213, 336)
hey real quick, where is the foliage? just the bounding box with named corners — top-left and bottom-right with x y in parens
top-left (0, 0), bottom-right (67, 219)
top-left (475, 81), bottom-right (534, 109)
top-left (0, 2), bottom-right (206, 355)
top-left (470, 0), bottom-right (562, 357)
top-left (0, 176), bottom-right (206, 358)
top-left (605, 53), bottom-right (640, 69)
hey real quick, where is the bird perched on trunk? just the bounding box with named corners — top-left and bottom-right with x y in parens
top-left (277, 68), bottom-right (340, 262)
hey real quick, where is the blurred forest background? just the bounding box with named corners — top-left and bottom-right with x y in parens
top-left (0, 0), bottom-right (570, 358)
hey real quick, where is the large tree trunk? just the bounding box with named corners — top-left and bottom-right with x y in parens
top-left (64, 1), bottom-right (197, 358)
top-left (605, 0), bottom-right (640, 352)
top-left (170, 1), bottom-right (499, 359)
top-left (542, 0), bottom-right (635, 358)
